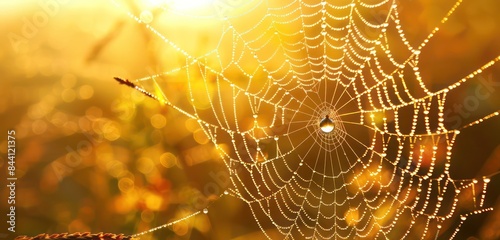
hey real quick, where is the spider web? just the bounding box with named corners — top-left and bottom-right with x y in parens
top-left (113, 0), bottom-right (500, 239)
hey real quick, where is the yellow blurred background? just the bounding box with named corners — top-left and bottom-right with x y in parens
top-left (0, 0), bottom-right (499, 239)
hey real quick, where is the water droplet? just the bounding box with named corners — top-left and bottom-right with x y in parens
top-left (319, 115), bottom-right (334, 133)
top-left (203, 208), bottom-right (208, 214)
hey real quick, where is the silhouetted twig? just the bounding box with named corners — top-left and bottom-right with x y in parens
top-left (15, 232), bottom-right (138, 240)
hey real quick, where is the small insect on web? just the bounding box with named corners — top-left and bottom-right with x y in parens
top-left (113, 0), bottom-right (500, 239)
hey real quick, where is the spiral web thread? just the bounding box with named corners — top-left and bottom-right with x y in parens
top-left (114, 0), bottom-right (500, 239)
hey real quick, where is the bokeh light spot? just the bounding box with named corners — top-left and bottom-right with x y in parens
top-left (141, 209), bottom-right (155, 223)
top-left (61, 88), bottom-right (76, 103)
top-left (114, 194), bottom-right (138, 214)
top-left (62, 121), bottom-right (78, 135)
top-left (173, 221), bottom-right (189, 236)
top-left (86, 106), bottom-right (103, 120)
top-left (78, 85), bottom-right (94, 99)
top-left (137, 157), bottom-right (155, 174)
top-left (28, 102), bottom-right (52, 119)
top-left (185, 118), bottom-right (199, 132)
top-left (118, 177), bottom-right (135, 193)
top-left (61, 74), bottom-right (77, 89)
top-left (193, 128), bottom-right (209, 144)
top-left (345, 208), bottom-right (360, 226)
top-left (107, 160), bottom-right (126, 178)
top-left (68, 219), bottom-right (90, 233)
top-left (194, 214), bottom-right (211, 233)
top-left (32, 119), bottom-right (48, 134)
top-left (103, 121), bottom-right (121, 141)
top-left (50, 112), bottom-right (67, 126)
top-left (150, 113), bottom-right (167, 129)
top-left (145, 193), bottom-right (163, 210)
top-left (160, 152), bottom-right (178, 168)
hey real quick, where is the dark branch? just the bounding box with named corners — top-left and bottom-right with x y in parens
top-left (16, 232), bottom-right (138, 240)
top-left (114, 77), bottom-right (137, 89)
top-left (114, 77), bottom-right (161, 102)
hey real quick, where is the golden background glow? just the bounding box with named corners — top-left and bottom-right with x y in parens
top-left (0, 0), bottom-right (499, 239)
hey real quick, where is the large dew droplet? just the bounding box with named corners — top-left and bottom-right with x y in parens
top-left (319, 115), bottom-right (334, 133)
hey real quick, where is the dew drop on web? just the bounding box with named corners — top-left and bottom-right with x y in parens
top-left (319, 115), bottom-right (334, 133)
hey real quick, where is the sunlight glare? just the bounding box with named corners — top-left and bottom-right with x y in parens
top-left (150, 0), bottom-right (216, 11)
top-left (171, 0), bottom-right (214, 10)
